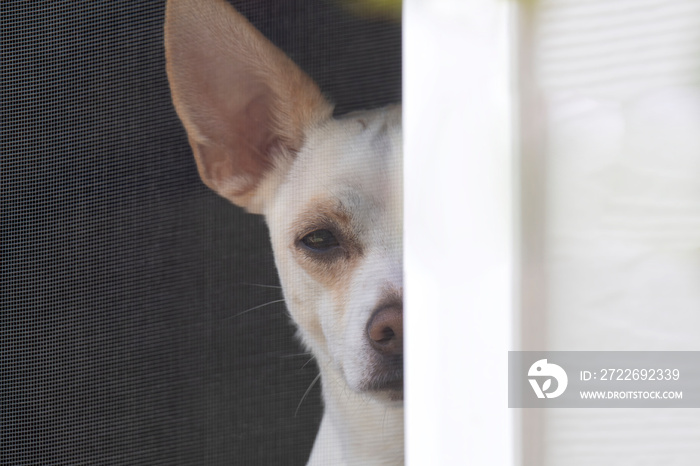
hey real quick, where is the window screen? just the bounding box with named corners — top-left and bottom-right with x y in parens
top-left (2, 1), bottom-right (401, 464)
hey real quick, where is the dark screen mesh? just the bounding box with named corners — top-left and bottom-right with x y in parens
top-left (1, 0), bottom-right (400, 464)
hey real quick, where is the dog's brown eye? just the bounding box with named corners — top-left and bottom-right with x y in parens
top-left (301, 229), bottom-right (339, 251)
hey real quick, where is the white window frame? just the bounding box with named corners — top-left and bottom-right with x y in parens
top-left (404, 1), bottom-right (521, 464)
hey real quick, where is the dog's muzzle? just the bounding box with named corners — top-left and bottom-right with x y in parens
top-left (365, 304), bottom-right (403, 397)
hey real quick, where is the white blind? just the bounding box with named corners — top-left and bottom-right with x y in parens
top-left (534, 1), bottom-right (700, 465)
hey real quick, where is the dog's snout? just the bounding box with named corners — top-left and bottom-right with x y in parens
top-left (367, 306), bottom-right (403, 356)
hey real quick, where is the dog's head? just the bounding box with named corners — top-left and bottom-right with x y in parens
top-left (165, 0), bottom-right (403, 404)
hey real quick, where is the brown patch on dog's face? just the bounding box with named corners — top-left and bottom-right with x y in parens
top-left (289, 197), bottom-right (364, 299)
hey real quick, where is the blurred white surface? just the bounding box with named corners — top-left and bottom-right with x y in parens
top-left (404, 0), bottom-right (516, 465)
top-left (534, 0), bottom-right (700, 464)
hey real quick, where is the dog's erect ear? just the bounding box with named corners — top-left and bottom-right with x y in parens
top-left (165, 0), bottom-right (332, 212)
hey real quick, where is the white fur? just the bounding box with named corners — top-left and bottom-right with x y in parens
top-left (266, 107), bottom-right (404, 465)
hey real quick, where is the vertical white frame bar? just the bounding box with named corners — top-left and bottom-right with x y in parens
top-left (404, 1), bottom-right (518, 465)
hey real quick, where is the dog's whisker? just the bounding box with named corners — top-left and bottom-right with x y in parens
top-left (300, 356), bottom-right (316, 370)
top-left (227, 298), bottom-right (286, 319)
top-left (234, 282), bottom-right (283, 290)
top-left (279, 352), bottom-right (313, 359)
top-left (295, 372), bottom-right (321, 417)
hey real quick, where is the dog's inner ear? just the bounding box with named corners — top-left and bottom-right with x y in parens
top-left (165, 0), bottom-right (332, 211)
top-left (188, 87), bottom-right (278, 196)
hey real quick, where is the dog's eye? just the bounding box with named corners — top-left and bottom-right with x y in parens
top-left (300, 229), bottom-right (340, 251)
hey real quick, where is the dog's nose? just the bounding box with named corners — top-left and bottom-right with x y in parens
top-left (367, 306), bottom-right (403, 356)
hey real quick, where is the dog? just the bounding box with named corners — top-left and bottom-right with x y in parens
top-left (165, 0), bottom-right (403, 464)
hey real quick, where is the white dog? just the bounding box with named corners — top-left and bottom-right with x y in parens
top-left (165, 1), bottom-right (403, 464)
